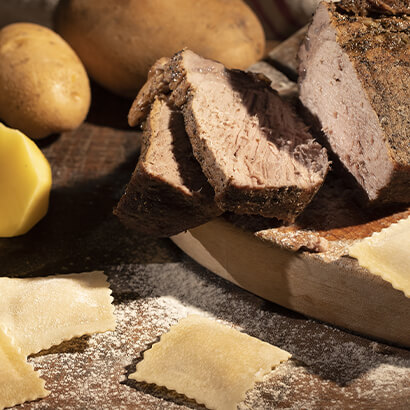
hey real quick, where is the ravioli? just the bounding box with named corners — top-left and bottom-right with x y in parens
top-left (0, 328), bottom-right (49, 409)
top-left (0, 271), bottom-right (115, 356)
top-left (130, 315), bottom-right (291, 410)
top-left (349, 216), bottom-right (410, 298)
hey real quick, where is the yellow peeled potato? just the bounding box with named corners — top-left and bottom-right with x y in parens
top-left (0, 123), bottom-right (52, 237)
top-left (0, 23), bottom-right (91, 139)
top-left (55, 0), bottom-right (265, 97)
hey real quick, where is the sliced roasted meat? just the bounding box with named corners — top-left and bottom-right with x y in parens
top-left (299, 1), bottom-right (410, 204)
top-left (166, 49), bottom-right (328, 222)
top-left (115, 97), bottom-right (221, 237)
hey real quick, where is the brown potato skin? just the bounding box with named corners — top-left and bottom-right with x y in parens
top-left (0, 23), bottom-right (90, 139)
top-left (54, 0), bottom-right (265, 97)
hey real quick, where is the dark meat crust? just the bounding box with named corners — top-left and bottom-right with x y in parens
top-left (114, 175), bottom-right (221, 238)
top-left (338, 0), bottom-right (410, 16)
top-left (330, 2), bottom-right (410, 201)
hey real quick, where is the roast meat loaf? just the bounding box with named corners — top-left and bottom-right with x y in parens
top-left (127, 49), bottom-right (329, 223)
top-left (299, 1), bottom-right (410, 204)
top-left (115, 97), bottom-right (222, 237)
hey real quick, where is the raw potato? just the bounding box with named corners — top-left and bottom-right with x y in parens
top-left (54, 0), bottom-right (265, 97)
top-left (0, 23), bottom-right (90, 139)
top-left (0, 123), bottom-right (52, 237)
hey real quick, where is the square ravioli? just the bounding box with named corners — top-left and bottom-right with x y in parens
top-left (0, 328), bottom-right (49, 409)
top-left (349, 215), bottom-right (410, 298)
top-left (130, 315), bottom-right (291, 410)
top-left (0, 271), bottom-right (115, 356)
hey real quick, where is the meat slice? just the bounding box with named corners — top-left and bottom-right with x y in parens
top-left (167, 50), bottom-right (328, 222)
top-left (115, 97), bottom-right (221, 237)
top-left (128, 57), bottom-right (170, 128)
top-left (299, 1), bottom-right (410, 204)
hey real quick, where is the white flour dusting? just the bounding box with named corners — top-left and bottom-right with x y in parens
top-left (14, 261), bottom-right (410, 409)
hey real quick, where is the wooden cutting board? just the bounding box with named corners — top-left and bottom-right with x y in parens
top-left (172, 201), bottom-right (410, 347)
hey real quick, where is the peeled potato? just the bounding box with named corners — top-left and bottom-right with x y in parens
top-left (0, 23), bottom-right (90, 139)
top-left (55, 0), bottom-right (265, 97)
top-left (0, 123), bottom-right (52, 237)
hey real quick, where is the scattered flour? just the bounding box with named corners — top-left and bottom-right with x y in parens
top-left (13, 261), bottom-right (409, 409)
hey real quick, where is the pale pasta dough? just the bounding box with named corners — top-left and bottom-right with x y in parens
top-left (349, 216), bottom-right (410, 298)
top-left (130, 315), bottom-right (291, 410)
top-left (0, 271), bottom-right (116, 356)
top-left (0, 328), bottom-right (49, 410)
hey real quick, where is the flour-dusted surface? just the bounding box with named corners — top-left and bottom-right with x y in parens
top-left (13, 260), bottom-right (409, 410)
top-left (2, 96), bottom-right (409, 409)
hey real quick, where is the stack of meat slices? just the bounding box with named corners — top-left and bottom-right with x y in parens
top-left (115, 49), bottom-right (329, 237)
